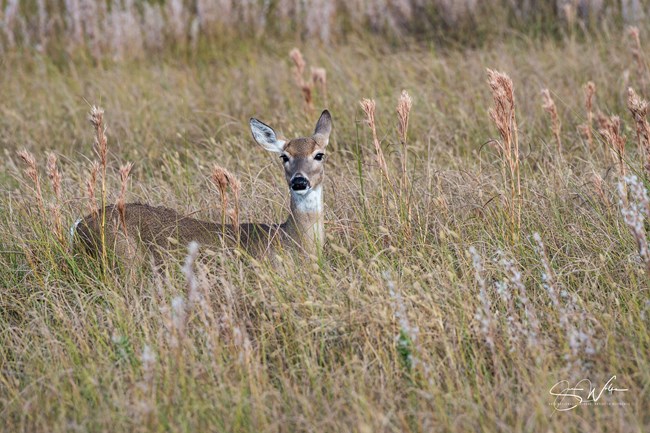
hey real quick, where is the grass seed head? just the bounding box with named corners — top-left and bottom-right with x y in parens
top-left (46, 152), bottom-right (62, 200)
top-left (17, 149), bottom-right (45, 217)
top-left (541, 88), bottom-right (562, 152)
top-left (396, 89), bottom-right (412, 144)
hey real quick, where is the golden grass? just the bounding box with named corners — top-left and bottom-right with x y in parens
top-left (1, 30), bottom-right (650, 433)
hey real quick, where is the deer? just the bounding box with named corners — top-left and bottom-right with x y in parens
top-left (73, 110), bottom-right (332, 265)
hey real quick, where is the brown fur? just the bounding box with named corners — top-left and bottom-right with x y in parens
top-left (74, 110), bottom-right (332, 265)
top-left (76, 203), bottom-right (288, 264)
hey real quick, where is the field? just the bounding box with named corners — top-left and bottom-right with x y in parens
top-left (1, 3), bottom-right (650, 432)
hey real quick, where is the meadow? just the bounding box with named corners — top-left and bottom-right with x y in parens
top-left (1, 3), bottom-right (650, 432)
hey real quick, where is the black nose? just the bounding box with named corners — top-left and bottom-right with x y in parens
top-left (291, 176), bottom-right (310, 191)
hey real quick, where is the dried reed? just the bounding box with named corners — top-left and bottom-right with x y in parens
top-left (628, 26), bottom-right (648, 91)
top-left (627, 87), bottom-right (650, 176)
top-left (541, 88), bottom-right (562, 153)
top-left (396, 90), bottom-right (413, 232)
top-left (486, 69), bottom-right (521, 240)
top-left (598, 115), bottom-right (627, 177)
top-left (311, 67), bottom-right (327, 106)
top-left (397, 90), bottom-right (412, 181)
top-left (578, 81), bottom-right (596, 150)
top-left (46, 152), bottom-right (64, 243)
top-left (289, 48), bottom-right (313, 113)
top-left (211, 164), bottom-right (241, 235)
top-left (116, 162), bottom-right (133, 235)
top-left (17, 150), bottom-right (45, 219)
top-left (360, 98), bottom-right (390, 185)
top-left (88, 106), bottom-right (109, 264)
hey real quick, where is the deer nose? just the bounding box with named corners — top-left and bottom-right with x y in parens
top-left (290, 176), bottom-right (310, 191)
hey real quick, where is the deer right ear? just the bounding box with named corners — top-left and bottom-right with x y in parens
top-left (313, 110), bottom-right (332, 147)
top-left (250, 118), bottom-right (286, 153)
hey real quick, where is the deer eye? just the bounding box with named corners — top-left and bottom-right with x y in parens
top-left (280, 154), bottom-right (289, 163)
top-left (314, 153), bottom-right (325, 161)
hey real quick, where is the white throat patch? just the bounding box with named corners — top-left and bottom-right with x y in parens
top-left (291, 186), bottom-right (323, 214)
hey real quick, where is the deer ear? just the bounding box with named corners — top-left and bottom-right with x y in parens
top-left (313, 110), bottom-right (332, 147)
top-left (250, 118), bottom-right (286, 153)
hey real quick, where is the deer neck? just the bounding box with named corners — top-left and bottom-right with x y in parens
top-left (285, 186), bottom-right (324, 253)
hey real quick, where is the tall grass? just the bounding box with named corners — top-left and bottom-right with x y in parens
top-left (1, 20), bottom-right (650, 433)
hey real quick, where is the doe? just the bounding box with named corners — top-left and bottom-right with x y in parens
top-left (74, 110), bottom-right (332, 263)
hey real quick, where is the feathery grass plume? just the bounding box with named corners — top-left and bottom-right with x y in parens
top-left (86, 161), bottom-right (100, 218)
top-left (140, 344), bottom-right (156, 381)
top-left (134, 341), bottom-right (157, 422)
top-left (116, 162), bottom-right (133, 235)
top-left (89, 106), bottom-right (108, 170)
top-left (170, 295), bottom-right (187, 348)
top-left (469, 247), bottom-right (496, 358)
top-left (46, 152), bottom-right (63, 243)
top-left (499, 252), bottom-right (541, 352)
top-left (541, 88), bottom-right (562, 153)
top-left (578, 81), bottom-right (596, 150)
top-left (46, 153), bottom-right (62, 201)
top-left (183, 241), bottom-right (200, 308)
top-left (360, 98), bottom-right (391, 185)
top-left (486, 69), bottom-right (521, 240)
top-left (628, 26), bottom-right (648, 90)
top-left (17, 150), bottom-right (45, 219)
top-left (618, 175), bottom-right (650, 274)
top-left (396, 90), bottom-right (413, 234)
top-left (88, 106), bottom-right (109, 264)
top-left (533, 233), bottom-right (596, 372)
top-left (289, 48), bottom-right (313, 113)
top-left (598, 115), bottom-right (627, 177)
top-left (311, 67), bottom-right (327, 105)
top-left (627, 87), bottom-right (650, 175)
top-left (396, 90), bottom-right (412, 179)
top-left (383, 271), bottom-right (432, 384)
top-left (211, 164), bottom-right (241, 234)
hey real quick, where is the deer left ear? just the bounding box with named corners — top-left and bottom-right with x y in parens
top-left (313, 110), bottom-right (332, 147)
top-left (250, 118), bottom-right (286, 153)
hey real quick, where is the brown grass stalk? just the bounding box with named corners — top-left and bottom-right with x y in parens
top-left (397, 90), bottom-right (412, 181)
top-left (116, 162), bottom-right (133, 235)
top-left (211, 165), bottom-right (241, 237)
top-left (17, 150), bottom-right (46, 219)
top-left (598, 115), bottom-right (627, 177)
top-left (628, 26), bottom-right (649, 91)
top-left (486, 69), bottom-right (521, 240)
top-left (88, 106), bottom-right (109, 264)
top-left (591, 172), bottom-right (610, 209)
top-left (289, 48), bottom-right (313, 113)
top-left (396, 90), bottom-right (413, 231)
top-left (311, 67), bottom-right (327, 106)
top-left (627, 87), bottom-right (650, 176)
top-left (581, 81), bottom-right (596, 150)
top-left (46, 152), bottom-right (64, 243)
top-left (541, 88), bottom-right (562, 153)
top-left (360, 98), bottom-right (391, 184)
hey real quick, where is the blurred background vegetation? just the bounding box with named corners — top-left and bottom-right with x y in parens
top-left (0, 0), bottom-right (648, 61)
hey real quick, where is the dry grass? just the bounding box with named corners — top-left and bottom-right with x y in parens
top-left (1, 24), bottom-right (650, 433)
top-left (486, 68), bottom-right (521, 242)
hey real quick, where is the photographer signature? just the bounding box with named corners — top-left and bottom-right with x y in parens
top-left (549, 375), bottom-right (628, 411)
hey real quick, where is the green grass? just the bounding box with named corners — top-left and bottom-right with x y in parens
top-left (1, 31), bottom-right (649, 432)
